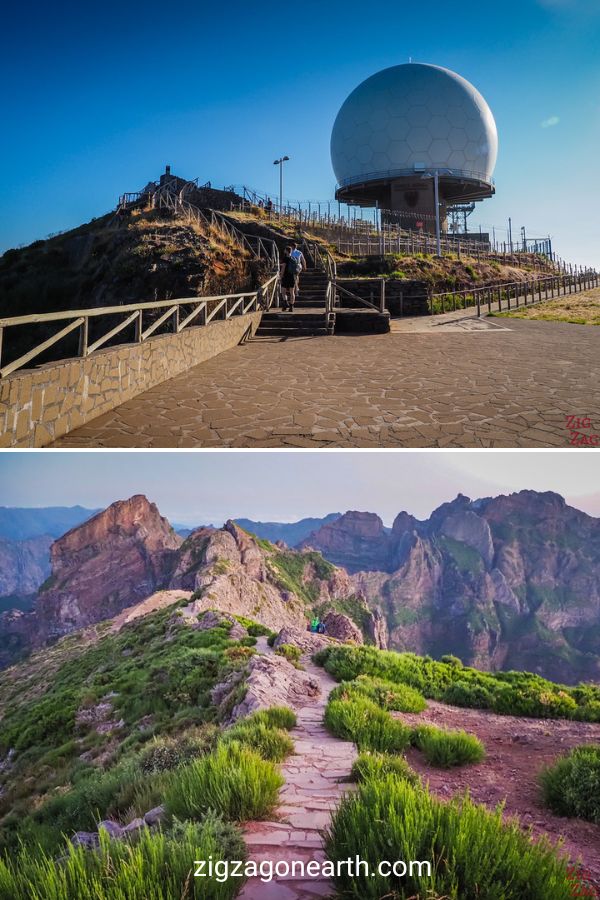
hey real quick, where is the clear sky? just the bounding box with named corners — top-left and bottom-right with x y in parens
top-left (2, 0), bottom-right (599, 267)
top-left (0, 451), bottom-right (598, 526)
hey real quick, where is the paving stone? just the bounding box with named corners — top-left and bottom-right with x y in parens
top-left (51, 319), bottom-right (600, 448)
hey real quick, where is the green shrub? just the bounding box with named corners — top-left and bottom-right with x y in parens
top-left (0, 816), bottom-right (243, 899)
top-left (411, 724), bottom-right (485, 768)
top-left (324, 697), bottom-right (412, 753)
top-left (316, 644), bottom-right (600, 722)
top-left (330, 675), bottom-right (427, 713)
top-left (267, 633), bottom-right (277, 648)
top-left (539, 744), bottom-right (600, 823)
top-left (165, 742), bottom-right (283, 822)
top-left (250, 706), bottom-right (297, 730)
top-left (139, 725), bottom-right (219, 774)
top-left (440, 654), bottom-right (463, 667)
top-left (275, 643), bottom-right (302, 666)
top-left (442, 680), bottom-right (493, 709)
top-left (351, 752), bottom-right (419, 785)
top-left (220, 720), bottom-right (293, 762)
top-left (325, 776), bottom-right (578, 899)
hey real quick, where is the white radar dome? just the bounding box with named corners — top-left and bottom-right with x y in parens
top-left (331, 63), bottom-right (498, 190)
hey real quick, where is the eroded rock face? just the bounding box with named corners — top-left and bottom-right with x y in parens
top-left (229, 653), bottom-right (321, 721)
top-left (273, 627), bottom-right (331, 654)
top-left (322, 612), bottom-right (363, 644)
top-left (300, 511), bottom-right (392, 573)
top-left (32, 496), bottom-right (181, 641)
top-left (309, 491), bottom-right (600, 683)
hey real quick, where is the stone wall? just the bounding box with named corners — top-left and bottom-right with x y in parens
top-left (0, 312), bottom-right (261, 448)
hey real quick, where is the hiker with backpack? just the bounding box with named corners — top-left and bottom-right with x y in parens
top-left (280, 245), bottom-right (299, 311)
top-left (289, 241), bottom-right (306, 298)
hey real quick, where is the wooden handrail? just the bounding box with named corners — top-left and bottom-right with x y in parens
top-left (0, 273), bottom-right (278, 379)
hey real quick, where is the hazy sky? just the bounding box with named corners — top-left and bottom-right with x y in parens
top-left (0, 451), bottom-right (598, 526)
top-left (2, 0), bottom-right (600, 266)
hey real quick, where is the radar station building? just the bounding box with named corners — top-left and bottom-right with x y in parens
top-left (330, 63), bottom-right (498, 235)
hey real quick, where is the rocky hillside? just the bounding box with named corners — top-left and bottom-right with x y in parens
top-left (301, 491), bottom-right (600, 683)
top-left (0, 206), bottom-right (267, 370)
top-left (0, 496), bottom-right (378, 668)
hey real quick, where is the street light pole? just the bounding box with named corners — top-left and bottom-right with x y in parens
top-left (421, 171), bottom-right (443, 256)
top-left (273, 156), bottom-right (289, 215)
top-left (433, 170), bottom-right (441, 257)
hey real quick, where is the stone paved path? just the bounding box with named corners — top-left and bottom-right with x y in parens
top-left (239, 650), bottom-right (355, 900)
top-left (51, 317), bottom-right (600, 448)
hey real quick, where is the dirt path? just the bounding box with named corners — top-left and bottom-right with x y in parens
top-left (397, 700), bottom-right (600, 889)
top-left (239, 649), bottom-right (356, 899)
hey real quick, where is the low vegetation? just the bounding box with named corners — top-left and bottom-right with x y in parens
top-left (350, 751), bottom-right (419, 785)
top-left (491, 287), bottom-right (600, 327)
top-left (0, 816), bottom-right (244, 900)
top-left (165, 741), bottom-right (283, 822)
top-left (324, 696), bottom-right (412, 753)
top-left (220, 715), bottom-right (294, 762)
top-left (411, 724), bottom-right (485, 768)
top-left (330, 674), bottom-right (427, 713)
top-left (325, 775), bottom-right (579, 899)
top-left (275, 643), bottom-right (303, 668)
top-left (539, 744), bottom-right (600, 824)
top-left (315, 644), bottom-right (600, 722)
top-left (0, 598), bottom-right (295, 899)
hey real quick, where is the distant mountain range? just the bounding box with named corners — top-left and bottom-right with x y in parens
top-left (0, 506), bottom-right (100, 541)
top-left (234, 514), bottom-right (342, 546)
top-left (2, 494), bottom-right (600, 682)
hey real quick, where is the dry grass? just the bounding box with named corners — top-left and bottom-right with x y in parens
top-left (494, 287), bottom-right (600, 326)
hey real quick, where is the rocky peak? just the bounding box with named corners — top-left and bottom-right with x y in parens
top-left (391, 510), bottom-right (418, 536)
top-left (51, 495), bottom-right (181, 569)
top-left (35, 495), bottom-right (182, 639)
top-left (429, 493), bottom-right (473, 527)
top-left (300, 511), bottom-right (392, 573)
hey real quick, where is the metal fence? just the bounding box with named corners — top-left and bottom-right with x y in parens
top-left (429, 270), bottom-right (600, 316)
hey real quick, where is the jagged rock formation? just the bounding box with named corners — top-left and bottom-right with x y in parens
top-left (35, 495), bottom-right (182, 640)
top-left (305, 492), bottom-right (600, 683)
top-left (0, 496), bottom-right (181, 663)
top-left (321, 611), bottom-right (363, 644)
top-left (0, 502), bottom-right (371, 668)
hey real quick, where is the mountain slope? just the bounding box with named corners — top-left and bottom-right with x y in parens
top-left (303, 491), bottom-right (600, 683)
top-left (0, 498), bottom-right (378, 668)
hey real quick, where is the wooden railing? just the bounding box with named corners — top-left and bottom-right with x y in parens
top-left (0, 275), bottom-right (278, 379)
top-left (429, 271), bottom-right (599, 317)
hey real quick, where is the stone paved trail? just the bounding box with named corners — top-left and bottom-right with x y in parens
top-left (51, 317), bottom-right (600, 448)
top-left (239, 649), bottom-right (356, 900)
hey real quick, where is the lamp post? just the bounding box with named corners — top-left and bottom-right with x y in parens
top-left (273, 156), bottom-right (289, 215)
top-left (421, 170), bottom-right (445, 256)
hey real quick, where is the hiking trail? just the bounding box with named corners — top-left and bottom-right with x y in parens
top-left (239, 639), bottom-right (356, 899)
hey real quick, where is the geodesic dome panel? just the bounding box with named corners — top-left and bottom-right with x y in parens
top-left (331, 64), bottom-right (498, 188)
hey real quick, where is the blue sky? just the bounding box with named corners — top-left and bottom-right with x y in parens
top-left (2, 0), bottom-right (599, 266)
top-left (0, 452), bottom-right (599, 526)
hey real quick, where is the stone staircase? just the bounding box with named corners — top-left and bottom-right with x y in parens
top-left (256, 269), bottom-right (334, 338)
